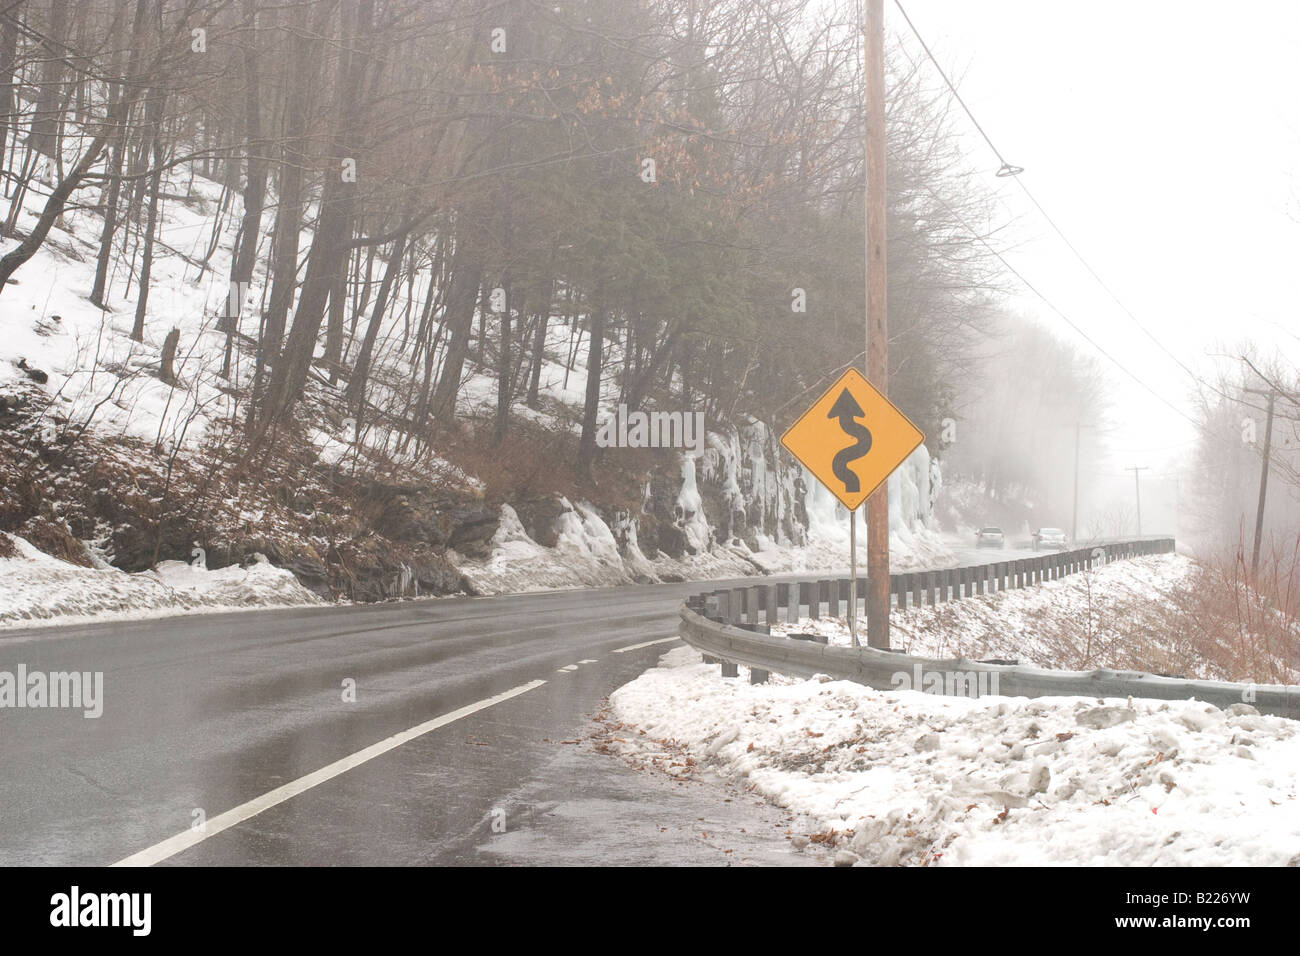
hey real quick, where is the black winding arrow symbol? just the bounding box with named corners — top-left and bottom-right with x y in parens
top-left (827, 389), bottom-right (872, 493)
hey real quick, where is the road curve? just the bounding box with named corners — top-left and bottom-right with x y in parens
top-left (0, 544), bottom-right (1053, 866)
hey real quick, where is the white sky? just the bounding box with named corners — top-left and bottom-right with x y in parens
top-left (892, 0), bottom-right (1300, 499)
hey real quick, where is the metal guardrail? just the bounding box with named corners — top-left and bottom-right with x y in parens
top-left (677, 537), bottom-right (1299, 718)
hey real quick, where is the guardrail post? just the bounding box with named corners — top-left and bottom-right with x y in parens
top-left (762, 585), bottom-right (778, 626)
top-left (777, 583), bottom-right (791, 623)
top-left (750, 668), bottom-right (769, 684)
top-left (707, 590), bottom-right (728, 621)
top-left (745, 587), bottom-right (761, 625)
top-left (897, 573), bottom-right (909, 609)
top-left (938, 569), bottom-right (951, 603)
top-left (720, 661), bottom-right (738, 678)
top-left (912, 573), bottom-right (924, 608)
top-left (825, 579), bottom-right (840, 618)
top-left (802, 582), bottom-right (818, 620)
top-left (730, 588), bottom-right (746, 623)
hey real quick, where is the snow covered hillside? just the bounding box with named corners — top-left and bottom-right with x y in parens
top-left (2, 147), bottom-right (950, 615)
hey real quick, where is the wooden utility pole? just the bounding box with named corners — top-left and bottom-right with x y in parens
top-left (1126, 465), bottom-right (1148, 538)
top-left (864, 0), bottom-right (889, 648)
top-left (1244, 387), bottom-right (1277, 578)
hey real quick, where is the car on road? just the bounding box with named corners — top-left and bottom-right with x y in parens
top-left (1032, 527), bottom-right (1069, 551)
top-left (975, 527), bottom-right (1006, 548)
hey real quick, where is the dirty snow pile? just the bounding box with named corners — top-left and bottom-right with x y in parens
top-left (0, 533), bottom-right (323, 629)
top-left (610, 647), bottom-right (1300, 866)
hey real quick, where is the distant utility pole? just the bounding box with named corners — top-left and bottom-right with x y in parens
top-left (1126, 465), bottom-right (1148, 538)
top-left (1243, 386), bottom-right (1277, 578)
top-left (1071, 422), bottom-right (1080, 542)
top-left (864, 0), bottom-right (889, 649)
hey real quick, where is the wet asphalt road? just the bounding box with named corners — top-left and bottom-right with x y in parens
top-left (0, 575), bottom-right (827, 866)
top-left (0, 542), bottom-right (1050, 867)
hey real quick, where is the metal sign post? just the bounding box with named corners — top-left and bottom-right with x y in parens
top-left (849, 509), bottom-right (859, 647)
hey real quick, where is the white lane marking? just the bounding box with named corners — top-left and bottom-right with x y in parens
top-left (556, 664), bottom-right (579, 672)
top-left (612, 636), bottom-right (679, 654)
top-left (113, 679), bottom-right (547, 867)
top-left (578, 659), bottom-right (598, 664)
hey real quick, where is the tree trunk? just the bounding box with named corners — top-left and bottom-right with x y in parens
top-left (249, 15), bottom-right (323, 428)
top-left (0, 12), bottom-right (19, 199)
top-left (577, 281), bottom-right (607, 477)
top-left (159, 327), bottom-right (179, 385)
top-left (30, 0), bottom-right (70, 163)
top-left (431, 249), bottom-right (483, 428)
top-left (495, 280), bottom-right (517, 443)
top-left (525, 278), bottom-right (554, 409)
top-left (345, 228), bottom-right (408, 414)
top-left (268, 0), bottom-right (369, 414)
top-left (222, 0), bottom-right (267, 379)
top-left (130, 90), bottom-right (165, 342)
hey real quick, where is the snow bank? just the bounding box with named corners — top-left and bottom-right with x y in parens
top-left (0, 533), bottom-right (323, 630)
top-left (610, 646), bottom-right (1300, 866)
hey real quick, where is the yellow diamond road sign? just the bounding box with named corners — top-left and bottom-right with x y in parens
top-left (780, 367), bottom-right (924, 512)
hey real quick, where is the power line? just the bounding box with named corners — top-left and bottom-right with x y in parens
top-left (917, 180), bottom-right (1202, 429)
top-left (890, 1), bottom-right (1020, 177)
top-left (892, 0), bottom-right (1212, 402)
